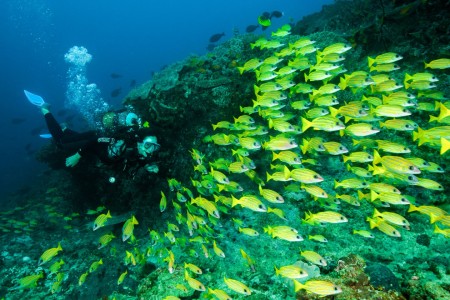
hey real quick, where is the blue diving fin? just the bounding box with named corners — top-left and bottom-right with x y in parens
top-left (24, 90), bottom-right (45, 107)
top-left (39, 133), bottom-right (52, 139)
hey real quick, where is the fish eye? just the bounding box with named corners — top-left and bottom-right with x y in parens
top-left (314, 175), bottom-right (319, 179)
top-left (403, 109), bottom-right (408, 112)
top-left (334, 287), bottom-right (339, 291)
top-left (401, 198), bottom-right (407, 202)
top-left (406, 124), bottom-right (411, 128)
top-left (409, 166), bottom-right (414, 170)
top-left (438, 185), bottom-right (443, 189)
top-left (408, 176), bottom-right (414, 181)
top-left (258, 205), bottom-right (264, 209)
top-left (336, 122), bottom-right (340, 125)
top-left (438, 167), bottom-right (443, 171)
top-left (339, 146), bottom-right (344, 150)
top-left (362, 182), bottom-right (367, 186)
top-left (404, 147), bottom-right (407, 150)
top-left (290, 141), bottom-right (294, 145)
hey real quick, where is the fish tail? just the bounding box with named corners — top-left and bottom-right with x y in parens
top-left (231, 195), bottom-right (239, 207)
top-left (372, 208), bottom-right (381, 218)
top-left (293, 279), bottom-right (306, 292)
top-left (283, 166), bottom-right (290, 180)
top-left (441, 137), bottom-right (450, 155)
top-left (338, 76), bottom-right (347, 90)
top-left (272, 151), bottom-right (278, 161)
top-left (301, 117), bottom-right (312, 133)
top-left (407, 204), bottom-right (418, 213)
top-left (253, 84), bottom-right (260, 95)
top-left (329, 106), bottom-right (338, 117)
top-left (373, 150), bottom-right (382, 165)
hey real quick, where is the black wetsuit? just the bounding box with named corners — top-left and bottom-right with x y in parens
top-left (45, 113), bottom-right (157, 176)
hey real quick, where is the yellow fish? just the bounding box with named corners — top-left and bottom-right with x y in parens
top-left (433, 224), bottom-right (450, 238)
top-left (78, 272), bottom-right (89, 286)
top-left (267, 207), bottom-right (287, 220)
top-left (208, 288), bottom-right (232, 300)
top-left (224, 276), bottom-right (252, 295)
top-left (264, 225), bottom-right (303, 242)
top-left (263, 136), bottom-right (298, 151)
top-left (368, 52), bottom-right (402, 67)
top-left (231, 195), bottom-right (267, 212)
top-left (98, 233), bottom-right (115, 249)
top-left (238, 58), bottom-right (263, 74)
top-left (117, 270), bottom-right (128, 285)
top-left (258, 185), bottom-right (284, 203)
top-left (303, 211), bottom-right (348, 225)
top-left (368, 217), bottom-right (402, 237)
top-left (424, 58), bottom-right (450, 69)
top-left (18, 272), bottom-right (44, 289)
top-left (300, 250), bottom-right (327, 266)
top-left (191, 197), bottom-right (220, 218)
top-left (49, 259), bottom-right (65, 275)
top-left (238, 227), bottom-right (259, 236)
top-left (39, 242), bottom-right (63, 266)
top-left (93, 210), bottom-right (112, 231)
top-left (308, 234), bottom-right (328, 242)
top-left (122, 215), bottom-right (139, 242)
top-left (275, 264), bottom-right (308, 279)
top-left (184, 270), bottom-right (206, 291)
top-left (89, 258), bottom-right (103, 273)
top-left (373, 150), bottom-right (420, 175)
top-left (294, 280), bottom-right (342, 296)
top-left (301, 116), bottom-right (345, 132)
top-left (160, 191), bottom-right (167, 212)
top-left (213, 240), bottom-right (226, 258)
top-left (353, 229), bottom-right (375, 238)
top-left (285, 166), bottom-right (324, 184)
top-left (184, 262), bottom-right (202, 274)
top-left (373, 208), bottom-right (410, 229)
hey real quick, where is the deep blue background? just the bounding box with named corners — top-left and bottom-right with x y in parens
top-left (0, 0), bottom-right (333, 202)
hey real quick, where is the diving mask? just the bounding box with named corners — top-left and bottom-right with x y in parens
top-left (142, 136), bottom-right (160, 153)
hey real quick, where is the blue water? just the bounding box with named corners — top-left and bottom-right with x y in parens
top-left (0, 0), bottom-right (333, 202)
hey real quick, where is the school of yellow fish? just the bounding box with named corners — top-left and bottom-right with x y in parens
top-left (4, 23), bottom-right (450, 299)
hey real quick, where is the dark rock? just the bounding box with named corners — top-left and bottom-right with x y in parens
top-left (416, 234), bottom-right (431, 247)
top-left (366, 262), bottom-right (400, 292)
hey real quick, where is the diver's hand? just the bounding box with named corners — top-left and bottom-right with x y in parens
top-left (145, 164), bottom-right (159, 173)
top-left (66, 153), bottom-right (81, 167)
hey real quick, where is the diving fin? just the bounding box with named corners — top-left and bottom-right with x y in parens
top-left (39, 133), bottom-right (52, 139)
top-left (24, 90), bottom-right (45, 107)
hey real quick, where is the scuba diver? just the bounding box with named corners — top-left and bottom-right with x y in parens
top-left (24, 90), bottom-right (160, 181)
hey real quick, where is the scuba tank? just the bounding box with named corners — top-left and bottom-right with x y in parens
top-left (101, 107), bottom-right (141, 133)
